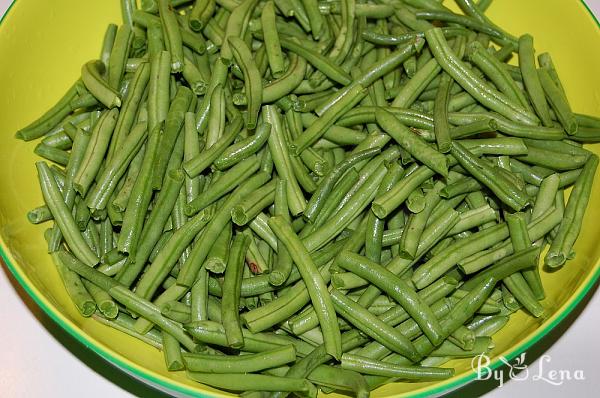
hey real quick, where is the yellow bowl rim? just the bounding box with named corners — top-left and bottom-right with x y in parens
top-left (1, 1), bottom-right (600, 396)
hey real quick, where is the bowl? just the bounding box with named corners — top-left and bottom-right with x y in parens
top-left (1, 0), bottom-right (600, 396)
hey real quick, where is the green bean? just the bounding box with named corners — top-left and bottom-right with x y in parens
top-left (434, 73), bottom-right (453, 152)
top-left (467, 41), bottom-right (530, 110)
top-left (311, 169), bottom-right (359, 230)
top-left (178, 172), bottom-right (270, 286)
top-left (356, 298), bottom-right (455, 361)
top-left (516, 145), bottom-right (587, 171)
top-left (451, 142), bottom-right (529, 211)
top-left (187, 372), bottom-right (316, 395)
top-left (416, 10), bottom-right (513, 44)
top-left (460, 207), bottom-right (562, 273)
top-left (81, 61), bottom-right (122, 108)
top-left (34, 143), bottom-right (70, 166)
top-left (504, 212), bottom-right (545, 317)
top-left (372, 165), bottom-right (435, 219)
top-left (441, 176), bottom-right (482, 198)
top-left (100, 23), bottom-right (118, 68)
top-left (28, 205), bottom-right (54, 224)
top-left (538, 68), bottom-right (577, 134)
top-left (376, 108), bottom-right (448, 176)
top-left (341, 353), bottom-right (454, 380)
top-left (182, 54), bottom-right (208, 95)
top-left (370, 277), bottom-right (495, 372)
top-left (189, 0), bottom-right (216, 31)
top-left (263, 105), bottom-right (306, 215)
top-left (183, 114), bottom-right (244, 177)
top-left (18, 3), bottom-right (600, 396)
top-left (37, 162), bottom-right (98, 265)
top-left (261, 54), bottom-right (308, 103)
top-left (41, 130), bottom-right (73, 150)
top-left (186, 320), bottom-right (313, 356)
top-left (50, 251), bottom-right (96, 317)
top-left (260, 2), bottom-right (285, 78)
top-left (232, 180), bottom-right (276, 226)
top-left (228, 37), bottom-right (262, 129)
top-left (152, 87), bottom-right (192, 189)
top-left (214, 123), bottom-right (271, 170)
top-left (400, 183), bottom-right (445, 259)
top-left (186, 155), bottom-right (260, 215)
top-left (268, 216), bottom-right (341, 359)
top-left (413, 219), bottom-right (509, 289)
top-left (118, 123), bottom-right (163, 255)
top-left (190, 268), bottom-right (210, 323)
top-left (60, 251), bottom-right (197, 351)
top-left (545, 155), bottom-right (598, 268)
top-left (268, 180), bottom-right (294, 286)
top-left (518, 34), bottom-right (552, 126)
top-left (303, 159), bottom-right (389, 252)
top-left (523, 139), bottom-right (591, 158)
top-left (330, 290), bottom-right (420, 361)
top-left (122, 170), bottom-right (185, 292)
top-left (291, 84), bottom-right (368, 155)
top-left (448, 205), bottom-right (496, 235)
top-left (428, 336), bottom-right (493, 358)
top-left (449, 290), bottom-right (500, 315)
top-left (240, 265), bottom-right (322, 332)
top-left (158, 0), bottom-right (184, 72)
top-left (248, 213), bottom-right (277, 251)
top-left (73, 109), bottom-right (119, 196)
top-left (365, 163), bottom-right (404, 264)
top-left (320, 40), bottom-right (423, 117)
top-left (304, 148), bottom-right (380, 222)
top-left (337, 251), bottom-right (446, 346)
top-left (222, 231), bottom-right (251, 347)
top-left (184, 345), bottom-right (296, 372)
top-left (108, 63), bottom-right (150, 162)
top-left (460, 137), bottom-right (529, 156)
top-left (219, 0), bottom-right (258, 61)
top-left (274, 37), bottom-right (352, 87)
top-left (339, 106), bottom-right (434, 130)
top-left (392, 58), bottom-right (441, 108)
top-left (205, 83), bottom-right (225, 149)
top-left (112, 143), bottom-right (146, 213)
top-left (16, 82), bottom-right (85, 141)
top-left (108, 25), bottom-right (133, 90)
top-left (92, 312), bottom-right (162, 349)
top-left (245, 229), bottom-right (269, 274)
top-left (87, 123), bottom-right (148, 211)
top-left (83, 280), bottom-right (119, 319)
top-left (162, 332), bottom-right (184, 371)
top-left (362, 27), bottom-right (465, 46)
top-left (304, 364), bottom-right (367, 398)
top-left (461, 247), bottom-right (540, 291)
top-left (426, 28), bottom-right (537, 125)
top-left (183, 112), bottom-right (202, 204)
top-left (147, 37), bottom-right (169, 132)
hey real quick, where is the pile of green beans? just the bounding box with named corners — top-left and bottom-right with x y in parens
top-left (19, 0), bottom-right (600, 396)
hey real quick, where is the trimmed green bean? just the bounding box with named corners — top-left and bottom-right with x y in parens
top-left (269, 216), bottom-right (342, 359)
